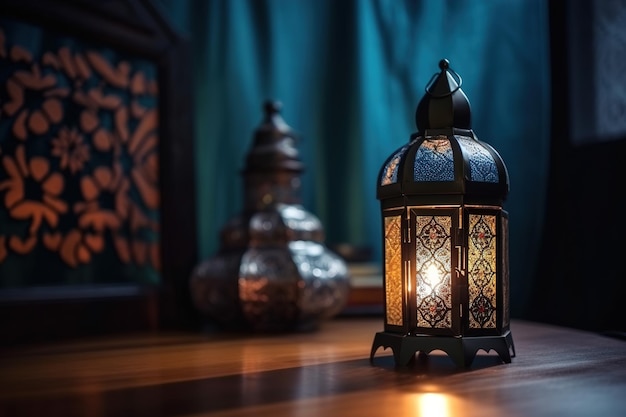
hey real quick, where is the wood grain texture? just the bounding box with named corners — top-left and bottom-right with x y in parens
top-left (1, 318), bottom-right (625, 417)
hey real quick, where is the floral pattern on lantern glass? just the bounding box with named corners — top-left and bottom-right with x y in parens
top-left (384, 215), bottom-right (403, 326)
top-left (456, 136), bottom-right (499, 183)
top-left (468, 213), bottom-right (497, 329)
top-left (413, 137), bottom-right (455, 182)
top-left (415, 215), bottom-right (452, 329)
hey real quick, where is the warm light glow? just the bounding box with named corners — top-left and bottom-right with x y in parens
top-left (417, 393), bottom-right (451, 417)
top-left (425, 263), bottom-right (441, 287)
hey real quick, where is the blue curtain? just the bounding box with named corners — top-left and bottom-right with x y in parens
top-left (157, 0), bottom-right (550, 318)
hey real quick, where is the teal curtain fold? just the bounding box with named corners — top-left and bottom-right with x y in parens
top-left (157, 0), bottom-right (550, 317)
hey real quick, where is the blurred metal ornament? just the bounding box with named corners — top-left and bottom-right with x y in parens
top-left (190, 101), bottom-right (350, 332)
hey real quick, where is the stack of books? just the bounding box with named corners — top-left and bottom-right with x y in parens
top-left (342, 262), bottom-right (383, 315)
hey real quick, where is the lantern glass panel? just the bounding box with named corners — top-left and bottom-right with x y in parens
top-left (456, 136), bottom-right (500, 182)
top-left (381, 144), bottom-right (410, 186)
top-left (414, 137), bottom-right (455, 182)
top-left (415, 214), bottom-right (453, 329)
top-left (502, 214), bottom-right (510, 327)
top-left (384, 215), bottom-right (403, 326)
top-left (467, 213), bottom-right (498, 329)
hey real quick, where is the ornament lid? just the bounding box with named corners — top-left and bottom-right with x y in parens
top-left (243, 100), bottom-right (303, 174)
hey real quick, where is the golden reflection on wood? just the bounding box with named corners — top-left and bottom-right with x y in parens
top-left (1, 319), bottom-right (625, 417)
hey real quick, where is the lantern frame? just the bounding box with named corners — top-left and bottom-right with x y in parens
top-left (370, 60), bottom-right (515, 368)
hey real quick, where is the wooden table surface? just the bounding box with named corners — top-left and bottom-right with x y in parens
top-left (1, 318), bottom-right (625, 417)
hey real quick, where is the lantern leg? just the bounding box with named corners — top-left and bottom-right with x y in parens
top-left (370, 332), bottom-right (467, 367)
top-left (370, 330), bottom-right (515, 368)
top-left (370, 332), bottom-right (418, 366)
top-left (507, 331), bottom-right (516, 357)
top-left (462, 332), bottom-right (514, 367)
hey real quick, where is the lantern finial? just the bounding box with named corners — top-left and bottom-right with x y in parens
top-left (415, 58), bottom-right (471, 133)
top-left (245, 99), bottom-right (303, 174)
top-left (263, 100), bottom-right (282, 119)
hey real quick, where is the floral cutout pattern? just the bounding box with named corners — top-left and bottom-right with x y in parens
top-left (0, 19), bottom-right (160, 285)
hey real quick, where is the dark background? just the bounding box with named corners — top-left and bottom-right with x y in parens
top-left (530, 0), bottom-right (626, 333)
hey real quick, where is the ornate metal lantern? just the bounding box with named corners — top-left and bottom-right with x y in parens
top-left (370, 60), bottom-right (515, 367)
top-left (190, 101), bottom-right (350, 332)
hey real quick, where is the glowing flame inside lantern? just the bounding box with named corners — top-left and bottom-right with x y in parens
top-left (425, 263), bottom-right (442, 287)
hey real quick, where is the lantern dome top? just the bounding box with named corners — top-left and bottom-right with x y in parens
top-left (243, 100), bottom-right (303, 174)
top-left (416, 59), bottom-right (471, 132)
top-left (377, 59), bottom-right (509, 204)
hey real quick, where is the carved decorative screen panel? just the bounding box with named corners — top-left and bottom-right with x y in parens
top-left (0, 17), bottom-right (161, 287)
top-left (0, 0), bottom-right (196, 342)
